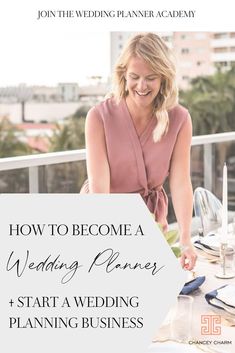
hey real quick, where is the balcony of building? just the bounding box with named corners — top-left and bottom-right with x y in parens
top-left (0, 132), bottom-right (235, 224)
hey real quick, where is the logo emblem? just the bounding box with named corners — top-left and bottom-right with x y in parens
top-left (201, 315), bottom-right (221, 335)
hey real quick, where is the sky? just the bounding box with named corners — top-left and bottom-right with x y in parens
top-left (1, 0), bottom-right (234, 87)
top-left (1, 31), bottom-right (110, 87)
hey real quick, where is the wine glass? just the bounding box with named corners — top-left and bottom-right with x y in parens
top-left (193, 187), bottom-right (222, 236)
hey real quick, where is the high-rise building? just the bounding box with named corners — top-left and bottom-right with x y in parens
top-left (211, 32), bottom-right (235, 69)
top-left (110, 32), bottom-right (235, 90)
top-left (110, 32), bottom-right (135, 74)
top-left (173, 32), bottom-right (212, 90)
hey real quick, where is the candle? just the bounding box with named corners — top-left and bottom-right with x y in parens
top-left (222, 163), bottom-right (228, 242)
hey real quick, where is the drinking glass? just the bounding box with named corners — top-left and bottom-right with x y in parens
top-left (170, 295), bottom-right (193, 342)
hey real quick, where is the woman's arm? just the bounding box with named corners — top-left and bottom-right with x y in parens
top-left (169, 114), bottom-right (197, 270)
top-left (85, 107), bottom-right (110, 193)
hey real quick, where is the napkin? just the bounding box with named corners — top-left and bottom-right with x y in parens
top-left (194, 237), bottom-right (220, 256)
top-left (194, 234), bottom-right (235, 256)
top-left (205, 285), bottom-right (235, 315)
top-left (180, 276), bottom-right (206, 295)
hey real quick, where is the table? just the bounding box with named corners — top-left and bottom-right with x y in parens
top-left (149, 248), bottom-right (235, 353)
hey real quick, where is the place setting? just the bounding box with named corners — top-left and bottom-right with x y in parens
top-left (193, 164), bottom-right (235, 279)
top-left (151, 292), bottom-right (226, 353)
top-left (193, 166), bottom-right (235, 322)
top-left (151, 275), bottom-right (207, 352)
top-left (150, 164), bottom-right (235, 352)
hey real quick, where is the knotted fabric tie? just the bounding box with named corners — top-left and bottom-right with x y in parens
top-left (141, 186), bottom-right (168, 230)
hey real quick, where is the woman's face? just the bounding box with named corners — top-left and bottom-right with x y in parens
top-left (125, 56), bottom-right (161, 109)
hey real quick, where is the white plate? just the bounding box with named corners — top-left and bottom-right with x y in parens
top-left (194, 242), bottom-right (219, 256)
top-left (201, 234), bottom-right (221, 250)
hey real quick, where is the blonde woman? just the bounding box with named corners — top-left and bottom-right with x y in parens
top-left (81, 33), bottom-right (197, 270)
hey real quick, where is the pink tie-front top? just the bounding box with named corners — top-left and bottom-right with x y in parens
top-left (81, 97), bottom-right (190, 229)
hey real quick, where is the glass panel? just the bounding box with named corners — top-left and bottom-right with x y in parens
top-left (165, 140), bottom-right (235, 224)
top-left (165, 144), bottom-right (205, 224)
top-left (0, 168), bottom-right (29, 193)
top-left (214, 140), bottom-right (235, 211)
top-left (191, 144), bottom-right (204, 190)
top-left (39, 160), bottom-right (87, 193)
top-left (0, 139), bottom-right (235, 225)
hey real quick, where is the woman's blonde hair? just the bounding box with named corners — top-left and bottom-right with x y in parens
top-left (113, 32), bottom-right (178, 142)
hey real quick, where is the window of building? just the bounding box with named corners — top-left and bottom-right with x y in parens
top-left (182, 76), bottom-right (189, 81)
top-left (162, 36), bottom-right (171, 42)
top-left (197, 61), bottom-right (202, 66)
top-left (217, 61), bottom-right (229, 67)
top-left (214, 32), bottom-right (229, 39)
top-left (214, 47), bottom-right (228, 53)
top-left (181, 48), bottom-right (189, 54)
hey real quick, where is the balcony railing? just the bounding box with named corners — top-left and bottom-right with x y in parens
top-left (0, 150), bottom-right (86, 193)
top-left (192, 131), bottom-right (235, 191)
top-left (0, 132), bottom-right (235, 198)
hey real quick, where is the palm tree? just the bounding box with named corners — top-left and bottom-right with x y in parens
top-left (47, 117), bottom-right (86, 192)
top-left (180, 67), bottom-right (235, 197)
top-left (0, 117), bottom-right (32, 192)
top-left (0, 116), bottom-right (31, 157)
top-left (49, 117), bottom-right (85, 152)
top-left (180, 67), bottom-right (235, 135)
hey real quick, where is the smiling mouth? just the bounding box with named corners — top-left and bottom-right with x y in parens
top-left (136, 91), bottom-right (151, 96)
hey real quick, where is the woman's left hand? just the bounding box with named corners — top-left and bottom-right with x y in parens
top-left (180, 244), bottom-right (197, 270)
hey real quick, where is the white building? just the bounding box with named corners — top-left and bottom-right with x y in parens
top-left (58, 83), bottom-right (79, 102)
top-left (110, 32), bottom-right (235, 89)
top-left (211, 32), bottom-right (235, 69)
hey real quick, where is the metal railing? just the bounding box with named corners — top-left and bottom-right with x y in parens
top-left (0, 150), bottom-right (86, 193)
top-left (0, 132), bottom-right (235, 193)
top-left (191, 131), bottom-right (235, 191)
